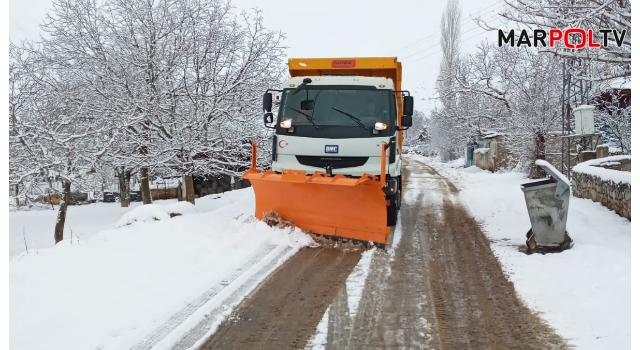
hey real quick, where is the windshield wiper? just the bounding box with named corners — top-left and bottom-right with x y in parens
top-left (289, 107), bottom-right (319, 129)
top-left (331, 107), bottom-right (368, 130)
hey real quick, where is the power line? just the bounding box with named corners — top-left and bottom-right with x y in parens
top-left (395, 0), bottom-right (503, 54)
top-left (401, 13), bottom-right (500, 62)
top-left (393, 0), bottom-right (504, 55)
top-left (404, 22), bottom-right (499, 66)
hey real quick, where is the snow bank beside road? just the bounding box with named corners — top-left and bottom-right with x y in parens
top-left (9, 190), bottom-right (253, 256)
top-left (411, 155), bottom-right (630, 350)
top-left (10, 189), bottom-right (315, 350)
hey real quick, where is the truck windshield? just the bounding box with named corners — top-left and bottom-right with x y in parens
top-left (276, 86), bottom-right (395, 138)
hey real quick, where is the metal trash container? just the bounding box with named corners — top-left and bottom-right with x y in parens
top-left (520, 160), bottom-right (573, 253)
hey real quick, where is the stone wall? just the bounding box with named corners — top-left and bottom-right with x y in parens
top-left (571, 156), bottom-right (631, 220)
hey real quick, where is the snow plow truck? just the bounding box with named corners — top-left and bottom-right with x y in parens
top-left (242, 57), bottom-right (414, 246)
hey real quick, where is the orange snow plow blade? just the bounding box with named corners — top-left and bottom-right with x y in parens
top-left (242, 143), bottom-right (391, 245)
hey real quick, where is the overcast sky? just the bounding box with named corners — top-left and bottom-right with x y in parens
top-left (9, 0), bottom-right (506, 112)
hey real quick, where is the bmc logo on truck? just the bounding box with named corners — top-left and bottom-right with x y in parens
top-left (325, 145), bottom-right (339, 153)
top-left (331, 60), bottom-right (355, 68)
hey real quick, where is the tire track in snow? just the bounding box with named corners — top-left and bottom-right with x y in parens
top-left (169, 245), bottom-right (293, 350)
top-left (130, 244), bottom-right (278, 350)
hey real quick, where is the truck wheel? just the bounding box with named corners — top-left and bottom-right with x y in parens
top-left (387, 195), bottom-right (398, 226)
top-left (397, 176), bottom-right (402, 209)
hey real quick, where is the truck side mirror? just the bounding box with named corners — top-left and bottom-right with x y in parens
top-left (263, 92), bottom-right (274, 124)
top-left (401, 115), bottom-right (413, 127)
top-left (263, 92), bottom-right (273, 113)
top-left (403, 95), bottom-right (414, 117)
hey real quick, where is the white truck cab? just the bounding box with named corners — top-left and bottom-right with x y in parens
top-left (271, 76), bottom-right (402, 180)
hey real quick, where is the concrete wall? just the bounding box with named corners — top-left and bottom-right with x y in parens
top-left (473, 147), bottom-right (492, 171)
top-left (473, 135), bottom-right (513, 172)
top-left (596, 144), bottom-right (609, 159)
top-left (571, 158), bottom-right (631, 220)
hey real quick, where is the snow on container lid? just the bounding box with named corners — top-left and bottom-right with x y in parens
top-left (534, 160), bottom-right (571, 199)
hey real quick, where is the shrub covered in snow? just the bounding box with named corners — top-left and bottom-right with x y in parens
top-left (116, 202), bottom-right (198, 227)
top-left (163, 202), bottom-right (198, 217)
top-left (116, 205), bottom-right (171, 227)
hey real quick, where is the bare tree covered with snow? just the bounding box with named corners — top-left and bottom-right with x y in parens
top-left (9, 45), bottom-right (40, 205)
top-left (9, 0), bottom-right (286, 239)
top-left (11, 0), bottom-right (286, 206)
top-left (593, 89), bottom-right (631, 154)
top-left (167, 2), bottom-right (286, 179)
top-left (9, 42), bottom-right (113, 243)
top-left (498, 47), bottom-right (564, 177)
top-left (403, 110), bottom-right (438, 157)
top-left (403, 109), bottom-right (427, 146)
top-left (432, 0), bottom-right (464, 161)
top-left (438, 42), bottom-right (565, 176)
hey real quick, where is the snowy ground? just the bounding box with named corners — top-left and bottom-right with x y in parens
top-left (414, 155), bottom-right (631, 350)
top-left (9, 189), bottom-right (315, 350)
top-left (9, 191), bottom-right (246, 256)
top-left (9, 158), bottom-right (632, 350)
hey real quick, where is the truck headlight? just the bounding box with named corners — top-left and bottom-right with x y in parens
top-left (374, 122), bottom-right (387, 131)
top-left (279, 118), bottom-right (292, 128)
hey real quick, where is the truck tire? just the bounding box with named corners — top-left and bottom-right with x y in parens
top-left (397, 175), bottom-right (402, 209)
top-left (387, 194), bottom-right (398, 226)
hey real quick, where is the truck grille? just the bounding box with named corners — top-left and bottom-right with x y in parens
top-left (295, 156), bottom-right (369, 169)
